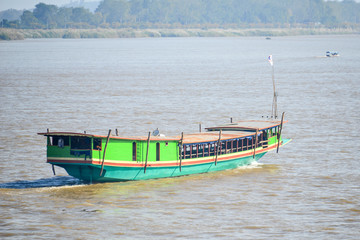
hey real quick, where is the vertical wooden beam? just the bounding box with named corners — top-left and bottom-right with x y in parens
top-left (144, 132), bottom-right (151, 173)
top-left (52, 164), bottom-right (56, 175)
top-left (215, 130), bottom-right (222, 166)
top-left (100, 129), bottom-right (111, 176)
top-left (277, 112), bottom-right (285, 153)
top-left (179, 132), bottom-right (184, 172)
top-left (253, 129), bottom-right (259, 159)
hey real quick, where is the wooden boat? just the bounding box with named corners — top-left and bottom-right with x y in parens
top-left (39, 57), bottom-right (290, 182)
top-left (38, 117), bottom-right (291, 182)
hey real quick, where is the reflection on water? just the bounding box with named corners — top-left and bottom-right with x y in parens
top-left (0, 176), bottom-right (82, 189)
top-left (1, 36), bottom-right (360, 239)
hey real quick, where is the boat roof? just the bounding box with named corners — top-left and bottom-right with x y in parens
top-left (38, 119), bottom-right (285, 144)
top-left (180, 131), bottom-right (258, 144)
top-left (206, 119), bottom-right (286, 131)
top-left (38, 130), bottom-right (262, 144)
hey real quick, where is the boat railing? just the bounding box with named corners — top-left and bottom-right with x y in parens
top-left (181, 132), bottom-right (273, 160)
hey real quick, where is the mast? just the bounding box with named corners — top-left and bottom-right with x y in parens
top-left (268, 55), bottom-right (278, 119)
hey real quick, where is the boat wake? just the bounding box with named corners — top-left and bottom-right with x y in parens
top-left (237, 161), bottom-right (264, 169)
top-left (0, 176), bottom-right (83, 189)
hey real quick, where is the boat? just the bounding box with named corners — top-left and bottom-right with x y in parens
top-left (38, 117), bottom-right (291, 182)
top-left (326, 51), bottom-right (339, 57)
top-left (38, 57), bottom-right (290, 182)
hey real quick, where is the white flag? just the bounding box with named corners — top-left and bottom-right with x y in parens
top-left (268, 55), bottom-right (273, 66)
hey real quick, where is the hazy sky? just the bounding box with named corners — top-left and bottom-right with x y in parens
top-left (0, 0), bottom-right (95, 11)
top-left (1, 0), bottom-right (360, 11)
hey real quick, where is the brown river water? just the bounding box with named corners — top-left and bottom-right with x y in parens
top-left (1, 36), bottom-right (359, 239)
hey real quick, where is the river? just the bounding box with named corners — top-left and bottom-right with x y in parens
top-left (1, 35), bottom-right (359, 239)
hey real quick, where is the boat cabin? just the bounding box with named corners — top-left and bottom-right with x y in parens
top-left (39, 120), bottom-right (285, 164)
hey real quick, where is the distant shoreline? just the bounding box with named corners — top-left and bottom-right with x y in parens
top-left (1, 27), bottom-right (359, 40)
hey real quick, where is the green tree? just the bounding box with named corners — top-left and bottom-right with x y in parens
top-left (0, 9), bottom-right (23, 21)
top-left (20, 10), bottom-right (42, 29)
top-left (71, 7), bottom-right (92, 23)
top-left (33, 3), bottom-right (59, 28)
top-left (96, 0), bottom-right (130, 24)
top-left (56, 7), bottom-right (72, 28)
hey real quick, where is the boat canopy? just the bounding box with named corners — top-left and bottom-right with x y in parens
top-left (38, 131), bottom-right (256, 144)
top-left (38, 120), bottom-right (285, 144)
top-left (205, 120), bottom-right (286, 132)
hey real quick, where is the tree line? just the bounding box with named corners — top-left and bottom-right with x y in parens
top-left (1, 0), bottom-right (360, 29)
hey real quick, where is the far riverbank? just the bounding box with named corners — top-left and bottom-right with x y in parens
top-left (1, 27), bottom-right (359, 40)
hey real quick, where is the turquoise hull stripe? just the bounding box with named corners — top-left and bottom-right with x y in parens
top-left (282, 138), bottom-right (292, 146)
top-left (56, 152), bottom-right (267, 182)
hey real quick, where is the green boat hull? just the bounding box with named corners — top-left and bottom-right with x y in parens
top-left (56, 152), bottom-right (266, 182)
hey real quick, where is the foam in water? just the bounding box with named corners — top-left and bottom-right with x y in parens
top-left (237, 161), bottom-right (264, 170)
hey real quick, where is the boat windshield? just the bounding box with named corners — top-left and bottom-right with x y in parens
top-left (71, 136), bottom-right (91, 149)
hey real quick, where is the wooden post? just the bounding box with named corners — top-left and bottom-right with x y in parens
top-left (253, 129), bottom-right (259, 159)
top-left (52, 164), bottom-right (56, 175)
top-left (215, 130), bottom-right (222, 166)
top-left (100, 129), bottom-right (111, 176)
top-left (179, 132), bottom-right (184, 172)
top-left (277, 112), bottom-right (285, 153)
top-left (144, 132), bottom-right (151, 173)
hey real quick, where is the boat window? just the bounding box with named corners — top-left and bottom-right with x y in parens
top-left (227, 141), bottom-right (232, 153)
top-left (156, 142), bottom-right (160, 161)
top-left (210, 143), bottom-right (215, 156)
top-left (235, 139), bottom-right (239, 152)
top-left (180, 144), bottom-right (184, 158)
top-left (262, 131), bottom-right (269, 148)
top-left (132, 142), bottom-right (137, 161)
top-left (204, 144), bottom-right (209, 157)
top-left (192, 145), bottom-right (198, 158)
top-left (185, 145), bottom-right (191, 159)
top-left (271, 127), bottom-right (278, 137)
top-left (198, 144), bottom-right (204, 157)
top-left (182, 142), bottom-right (229, 158)
top-left (258, 133), bottom-right (262, 147)
top-left (221, 141), bottom-right (226, 154)
top-left (93, 138), bottom-right (102, 150)
top-left (71, 136), bottom-right (91, 149)
top-left (238, 139), bottom-right (242, 151)
top-left (50, 136), bottom-right (69, 147)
